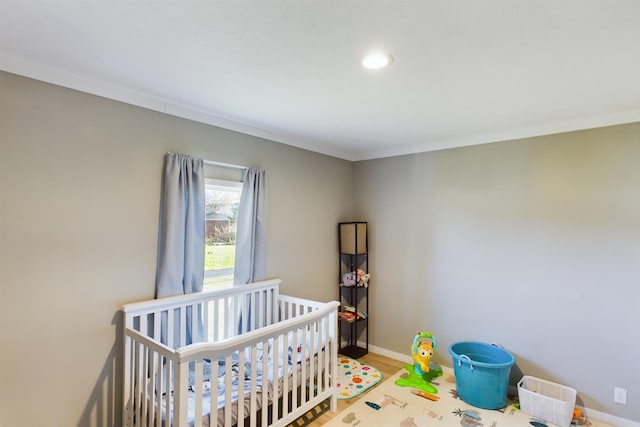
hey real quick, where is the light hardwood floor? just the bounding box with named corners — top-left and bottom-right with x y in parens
top-left (287, 353), bottom-right (406, 427)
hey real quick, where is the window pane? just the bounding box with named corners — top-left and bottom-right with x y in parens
top-left (204, 179), bottom-right (242, 290)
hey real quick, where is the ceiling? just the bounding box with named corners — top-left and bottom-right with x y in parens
top-left (1, 1), bottom-right (639, 161)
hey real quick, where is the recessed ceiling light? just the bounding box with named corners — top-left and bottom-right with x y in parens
top-left (362, 52), bottom-right (393, 69)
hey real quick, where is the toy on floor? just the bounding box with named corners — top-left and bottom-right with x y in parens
top-left (395, 331), bottom-right (442, 394)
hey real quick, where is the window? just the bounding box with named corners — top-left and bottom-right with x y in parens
top-left (204, 178), bottom-right (242, 290)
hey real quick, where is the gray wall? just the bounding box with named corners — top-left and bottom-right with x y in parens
top-left (0, 71), bottom-right (352, 426)
top-left (353, 123), bottom-right (640, 422)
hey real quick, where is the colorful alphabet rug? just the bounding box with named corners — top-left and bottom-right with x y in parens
top-left (326, 365), bottom-right (613, 427)
top-left (336, 357), bottom-right (383, 400)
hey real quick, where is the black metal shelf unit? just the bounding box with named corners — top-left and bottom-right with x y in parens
top-left (338, 221), bottom-right (369, 358)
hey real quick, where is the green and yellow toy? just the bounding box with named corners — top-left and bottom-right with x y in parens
top-left (395, 331), bottom-right (442, 394)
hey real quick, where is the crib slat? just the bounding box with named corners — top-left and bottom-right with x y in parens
top-left (281, 331), bottom-right (290, 419)
top-left (251, 291), bottom-right (257, 330)
top-left (300, 326), bottom-right (307, 404)
top-left (124, 335), bottom-right (134, 426)
top-left (203, 301), bottom-right (210, 342)
top-left (309, 323), bottom-right (316, 398)
top-left (141, 346), bottom-right (149, 426)
top-left (266, 288), bottom-right (273, 325)
top-left (261, 341), bottom-right (269, 427)
top-left (164, 360), bottom-right (171, 427)
top-left (320, 317), bottom-right (328, 393)
top-left (155, 356), bottom-right (162, 427)
top-left (230, 295), bottom-right (236, 338)
top-left (271, 335), bottom-right (280, 420)
top-left (228, 296), bottom-right (233, 339)
top-left (148, 348), bottom-right (155, 427)
top-left (150, 311), bottom-right (159, 341)
top-left (315, 322), bottom-right (322, 395)
top-left (237, 349), bottom-right (246, 425)
top-left (212, 298), bottom-right (220, 341)
top-left (251, 290), bottom-right (258, 330)
top-left (139, 316), bottom-right (147, 341)
top-left (189, 304), bottom-right (196, 344)
top-left (236, 294), bottom-right (242, 335)
top-left (197, 303), bottom-right (203, 342)
top-left (291, 329), bottom-right (298, 411)
top-left (167, 309), bottom-right (174, 349)
top-left (175, 360), bottom-right (188, 427)
top-left (224, 353), bottom-right (233, 427)
top-left (134, 340), bottom-right (143, 426)
top-left (249, 346), bottom-right (258, 427)
top-left (193, 360), bottom-right (203, 427)
top-left (286, 296), bottom-right (291, 319)
top-left (209, 362), bottom-right (216, 427)
top-left (179, 306), bottom-right (187, 347)
top-left (273, 287), bottom-right (278, 322)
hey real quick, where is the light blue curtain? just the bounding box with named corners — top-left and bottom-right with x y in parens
top-left (234, 167), bottom-right (267, 285)
top-left (155, 153), bottom-right (205, 345)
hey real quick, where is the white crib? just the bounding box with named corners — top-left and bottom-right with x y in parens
top-left (122, 279), bottom-right (339, 427)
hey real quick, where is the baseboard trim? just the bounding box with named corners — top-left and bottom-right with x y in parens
top-left (367, 343), bottom-right (639, 427)
top-left (367, 343), bottom-right (412, 364)
top-left (577, 407), bottom-right (640, 427)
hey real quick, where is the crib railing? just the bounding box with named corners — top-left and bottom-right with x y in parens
top-left (123, 279), bottom-right (282, 347)
top-left (176, 302), bottom-right (338, 427)
top-left (122, 279), bottom-right (339, 427)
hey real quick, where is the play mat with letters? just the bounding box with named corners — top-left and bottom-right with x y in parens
top-left (336, 356), bottom-right (383, 400)
top-left (325, 365), bottom-right (612, 427)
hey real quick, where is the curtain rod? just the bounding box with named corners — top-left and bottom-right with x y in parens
top-left (165, 153), bottom-right (247, 171)
top-left (203, 159), bottom-right (247, 171)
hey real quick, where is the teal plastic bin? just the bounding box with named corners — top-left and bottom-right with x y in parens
top-left (448, 341), bottom-right (515, 409)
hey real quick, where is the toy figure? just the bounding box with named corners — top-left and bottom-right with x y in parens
top-left (342, 271), bottom-right (357, 286)
top-left (395, 332), bottom-right (442, 394)
top-left (412, 340), bottom-right (434, 375)
top-left (358, 271), bottom-right (371, 287)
